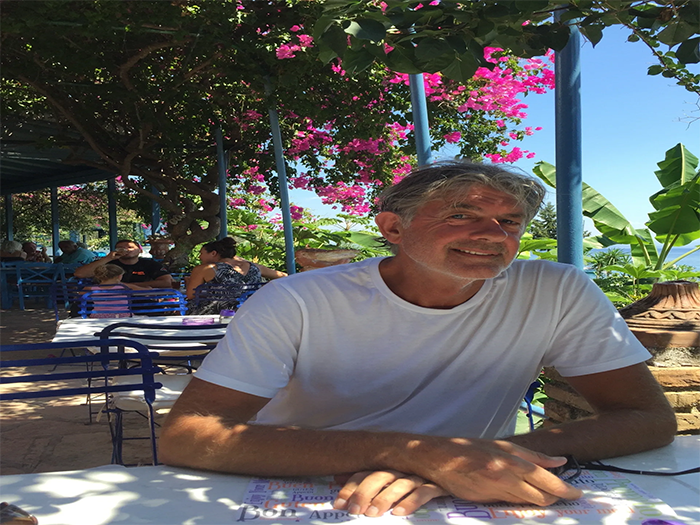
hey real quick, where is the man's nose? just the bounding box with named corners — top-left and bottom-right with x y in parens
top-left (467, 219), bottom-right (508, 241)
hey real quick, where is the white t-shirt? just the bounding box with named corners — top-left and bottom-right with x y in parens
top-left (196, 258), bottom-right (650, 439)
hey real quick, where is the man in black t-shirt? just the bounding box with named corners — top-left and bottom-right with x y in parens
top-left (74, 239), bottom-right (172, 288)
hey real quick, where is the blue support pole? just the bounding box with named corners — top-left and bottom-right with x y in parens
top-left (4, 195), bottom-right (13, 241)
top-left (215, 126), bottom-right (228, 240)
top-left (554, 17), bottom-right (584, 270)
top-left (50, 187), bottom-right (60, 257)
top-left (409, 73), bottom-right (433, 166)
top-left (107, 178), bottom-right (118, 251)
top-left (150, 185), bottom-right (161, 237)
top-left (265, 78), bottom-right (296, 275)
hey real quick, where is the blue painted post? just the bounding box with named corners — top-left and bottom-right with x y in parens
top-left (409, 73), bottom-right (433, 166)
top-left (107, 178), bottom-right (118, 251)
top-left (265, 78), bottom-right (296, 274)
top-left (4, 195), bottom-right (13, 241)
top-left (150, 185), bottom-right (161, 237)
top-left (50, 187), bottom-right (60, 257)
top-left (216, 126), bottom-right (228, 240)
top-left (554, 16), bottom-right (584, 270)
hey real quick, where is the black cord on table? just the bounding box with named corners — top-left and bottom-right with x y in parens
top-left (580, 460), bottom-right (700, 477)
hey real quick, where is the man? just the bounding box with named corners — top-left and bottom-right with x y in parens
top-left (22, 242), bottom-right (51, 263)
top-left (160, 161), bottom-right (675, 516)
top-left (74, 239), bottom-right (171, 288)
top-left (55, 240), bottom-right (95, 265)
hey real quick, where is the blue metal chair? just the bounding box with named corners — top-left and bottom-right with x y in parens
top-left (97, 321), bottom-right (226, 371)
top-left (0, 339), bottom-right (163, 465)
top-left (78, 288), bottom-right (188, 318)
top-left (50, 279), bottom-right (90, 321)
top-left (14, 262), bottom-right (63, 309)
top-left (519, 379), bottom-right (546, 431)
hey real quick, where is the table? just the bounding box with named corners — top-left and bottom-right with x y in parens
top-left (52, 315), bottom-right (228, 357)
top-left (1, 437), bottom-right (697, 525)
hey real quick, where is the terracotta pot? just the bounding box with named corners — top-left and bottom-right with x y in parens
top-left (295, 248), bottom-right (359, 271)
top-left (619, 280), bottom-right (700, 349)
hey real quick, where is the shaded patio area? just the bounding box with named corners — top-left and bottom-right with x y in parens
top-left (0, 307), bottom-right (161, 474)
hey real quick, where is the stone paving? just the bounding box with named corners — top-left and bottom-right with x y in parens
top-left (1, 307), bottom-right (161, 474)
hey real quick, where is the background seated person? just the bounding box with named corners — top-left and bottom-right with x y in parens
top-left (0, 240), bottom-right (26, 262)
top-left (186, 237), bottom-right (286, 315)
top-left (83, 264), bottom-right (148, 318)
top-left (21, 242), bottom-right (51, 263)
top-left (74, 239), bottom-right (172, 288)
top-left (160, 160), bottom-right (676, 516)
top-left (55, 240), bottom-right (95, 265)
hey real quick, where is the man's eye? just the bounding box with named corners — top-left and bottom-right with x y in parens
top-left (449, 214), bottom-right (466, 219)
top-left (501, 219), bottom-right (520, 226)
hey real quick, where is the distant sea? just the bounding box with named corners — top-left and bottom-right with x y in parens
top-left (589, 245), bottom-right (700, 271)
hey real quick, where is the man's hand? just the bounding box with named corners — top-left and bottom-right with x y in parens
top-left (334, 470), bottom-right (447, 517)
top-left (333, 439), bottom-right (583, 517)
top-left (402, 437), bottom-right (583, 507)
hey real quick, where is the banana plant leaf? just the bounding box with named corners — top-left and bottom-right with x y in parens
top-left (604, 264), bottom-right (664, 280)
top-left (653, 142), bottom-right (699, 187)
top-left (532, 161), bottom-right (657, 265)
top-left (645, 143), bottom-right (700, 263)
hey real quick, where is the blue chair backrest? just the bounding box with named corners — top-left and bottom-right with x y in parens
top-left (50, 279), bottom-right (89, 321)
top-left (78, 288), bottom-right (188, 318)
top-left (15, 262), bottom-right (62, 285)
top-left (97, 321), bottom-right (227, 354)
top-left (0, 339), bottom-right (162, 403)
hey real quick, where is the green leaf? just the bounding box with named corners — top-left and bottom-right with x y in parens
top-left (647, 64), bottom-right (664, 75)
top-left (347, 231), bottom-right (384, 249)
top-left (384, 46), bottom-right (423, 74)
top-left (321, 24), bottom-right (349, 57)
top-left (653, 143), bottom-right (699, 188)
top-left (445, 35), bottom-right (468, 55)
top-left (313, 16), bottom-right (337, 41)
top-left (318, 47), bottom-right (338, 64)
top-left (414, 38), bottom-right (454, 62)
top-left (656, 21), bottom-right (697, 47)
top-left (511, 0), bottom-right (551, 12)
top-left (580, 24), bottom-right (603, 47)
top-left (532, 161), bottom-right (556, 188)
top-left (441, 51), bottom-right (479, 82)
top-left (344, 18), bottom-right (386, 42)
top-left (676, 37), bottom-right (700, 64)
top-left (342, 47), bottom-right (376, 75)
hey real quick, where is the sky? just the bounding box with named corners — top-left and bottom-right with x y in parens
top-left (289, 26), bottom-right (700, 236)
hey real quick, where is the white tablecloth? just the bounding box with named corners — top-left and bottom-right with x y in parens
top-left (1, 437), bottom-right (698, 525)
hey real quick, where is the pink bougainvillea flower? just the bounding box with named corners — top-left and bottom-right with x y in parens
top-left (444, 131), bottom-right (461, 143)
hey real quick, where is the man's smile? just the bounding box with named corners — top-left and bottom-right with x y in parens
top-left (451, 246), bottom-right (502, 257)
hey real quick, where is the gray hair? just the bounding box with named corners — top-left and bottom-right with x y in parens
top-left (1, 240), bottom-right (23, 253)
top-left (378, 159), bottom-right (546, 226)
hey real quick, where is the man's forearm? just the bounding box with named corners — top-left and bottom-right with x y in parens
top-left (507, 406), bottom-right (677, 462)
top-left (73, 257), bottom-right (110, 277)
top-left (160, 414), bottom-right (407, 476)
top-left (159, 413), bottom-right (581, 506)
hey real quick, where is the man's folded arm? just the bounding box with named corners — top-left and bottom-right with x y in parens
top-left (507, 363), bottom-right (677, 461)
top-left (159, 377), bottom-right (582, 507)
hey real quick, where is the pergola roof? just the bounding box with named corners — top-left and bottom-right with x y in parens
top-left (1, 121), bottom-right (115, 196)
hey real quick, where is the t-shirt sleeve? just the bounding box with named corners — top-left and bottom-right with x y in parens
top-left (194, 282), bottom-right (303, 397)
top-left (542, 265), bottom-right (651, 377)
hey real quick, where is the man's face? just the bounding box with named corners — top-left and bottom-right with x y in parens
top-left (387, 184), bottom-right (525, 282)
top-left (59, 242), bottom-right (77, 254)
top-left (115, 242), bottom-right (141, 258)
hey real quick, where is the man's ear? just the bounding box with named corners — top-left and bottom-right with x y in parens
top-left (375, 211), bottom-right (405, 245)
